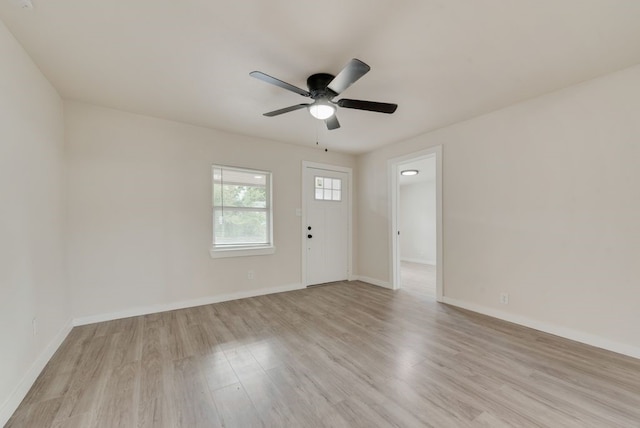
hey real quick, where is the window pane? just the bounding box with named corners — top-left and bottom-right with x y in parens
top-left (312, 175), bottom-right (344, 201)
top-left (213, 182), bottom-right (222, 206)
top-left (214, 209), bottom-right (267, 245)
top-left (212, 165), bottom-right (272, 250)
top-left (220, 184), bottom-right (266, 208)
top-left (213, 168), bottom-right (267, 208)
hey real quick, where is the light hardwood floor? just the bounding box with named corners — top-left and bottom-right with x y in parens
top-left (401, 261), bottom-right (436, 298)
top-left (7, 281), bottom-right (640, 427)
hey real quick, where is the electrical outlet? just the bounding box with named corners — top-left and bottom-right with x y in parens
top-left (247, 270), bottom-right (255, 280)
top-left (32, 318), bottom-right (38, 336)
top-left (499, 293), bottom-right (509, 305)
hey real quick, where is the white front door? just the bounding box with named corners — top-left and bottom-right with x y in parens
top-left (304, 165), bottom-right (349, 286)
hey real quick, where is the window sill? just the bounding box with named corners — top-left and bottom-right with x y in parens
top-left (209, 245), bottom-right (275, 259)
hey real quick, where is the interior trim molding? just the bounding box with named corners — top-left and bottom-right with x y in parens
top-left (354, 276), bottom-right (394, 290)
top-left (73, 283), bottom-right (305, 326)
top-left (0, 319), bottom-right (73, 427)
top-left (388, 145), bottom-right (443, 300)
top-left (442, 297), bottom-right (640, 360)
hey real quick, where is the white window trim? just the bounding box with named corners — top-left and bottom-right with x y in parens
top-left (210, 165), bottom-right (274, 259)
top-left (209, 245), bottom-right (275, 259)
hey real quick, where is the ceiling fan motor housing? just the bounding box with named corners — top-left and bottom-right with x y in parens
top-left (307, 73), bottom-right (337, 100)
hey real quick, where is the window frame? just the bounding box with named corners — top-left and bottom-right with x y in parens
top-left (209, 164), bottom-right (275, 259)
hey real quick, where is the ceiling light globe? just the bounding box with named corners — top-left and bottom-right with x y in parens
top-left (400, 169), bottom-right (419, 176)
top-left (309, 103), bottom-right (336, 120)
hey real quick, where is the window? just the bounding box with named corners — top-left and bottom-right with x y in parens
top-left (314, 176), bottom-right (342, 201)
top-left (210, 165), bottom-right (274, 258)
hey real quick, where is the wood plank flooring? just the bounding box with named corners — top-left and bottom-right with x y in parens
top-left (400, 261), bottom-right (436, 298)
top-left (7, 281), bottom-right (640, 427)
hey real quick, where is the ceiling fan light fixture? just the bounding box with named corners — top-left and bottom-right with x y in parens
top-left (309, 102), bottom-right (336, 120)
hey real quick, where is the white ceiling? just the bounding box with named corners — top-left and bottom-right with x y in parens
top-left (2, 1), bottom-right (640, 154)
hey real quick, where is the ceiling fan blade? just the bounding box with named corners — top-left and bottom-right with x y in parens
top-left (327, 59), bottom-right (370, 95)
top-left (263, 103), bottom-right (310, 117)
top-left (250, 71), bottom-right (310, 97)
top-left (325, 115), bottom-right (340, 130)
top-left (337, 98), bottom-right (398, 114)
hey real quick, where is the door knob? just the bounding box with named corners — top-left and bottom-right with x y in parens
top-left (308, 226), bottom-right (312, 230)
top-left (307, 234), bottom-right (312, 239)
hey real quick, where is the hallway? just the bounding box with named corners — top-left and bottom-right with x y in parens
top-left (400, 261), bottom-right (436, 299)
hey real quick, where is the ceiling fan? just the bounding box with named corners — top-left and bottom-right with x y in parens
top-left (250, 59), bottom-right (398, 130)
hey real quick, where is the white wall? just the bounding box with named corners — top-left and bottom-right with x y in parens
top-left (65, 102), bottom-right (356, 321)
top-left (400, 180), bottom-right (436, 265)
top-left (358, 64), bottom-right (640, 356)
top-left (0, 20), bottom-right (70, 423)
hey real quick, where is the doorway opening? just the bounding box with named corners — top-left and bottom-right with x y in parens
top-left (389, 146), bottom-right (443, 300)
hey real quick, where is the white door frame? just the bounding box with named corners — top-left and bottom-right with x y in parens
top-left (388, 146), bottom-right (443, 301)
top-left (301, 161), bottom-right (354, 287)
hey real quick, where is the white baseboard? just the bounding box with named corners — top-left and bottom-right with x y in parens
top-left (73, 283), bottom-right (305, 326)
top-left (442, 297), bottom-right (640, 360)
top-left (400, 258), bottom-right (435, 266)
top-left (353, 275), bottom-right (394, 290)
top-left (0, 319), bottom-right (73, 427)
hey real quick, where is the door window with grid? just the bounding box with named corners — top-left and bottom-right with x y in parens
top-left (314, 176), bottom-right (342, 201)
